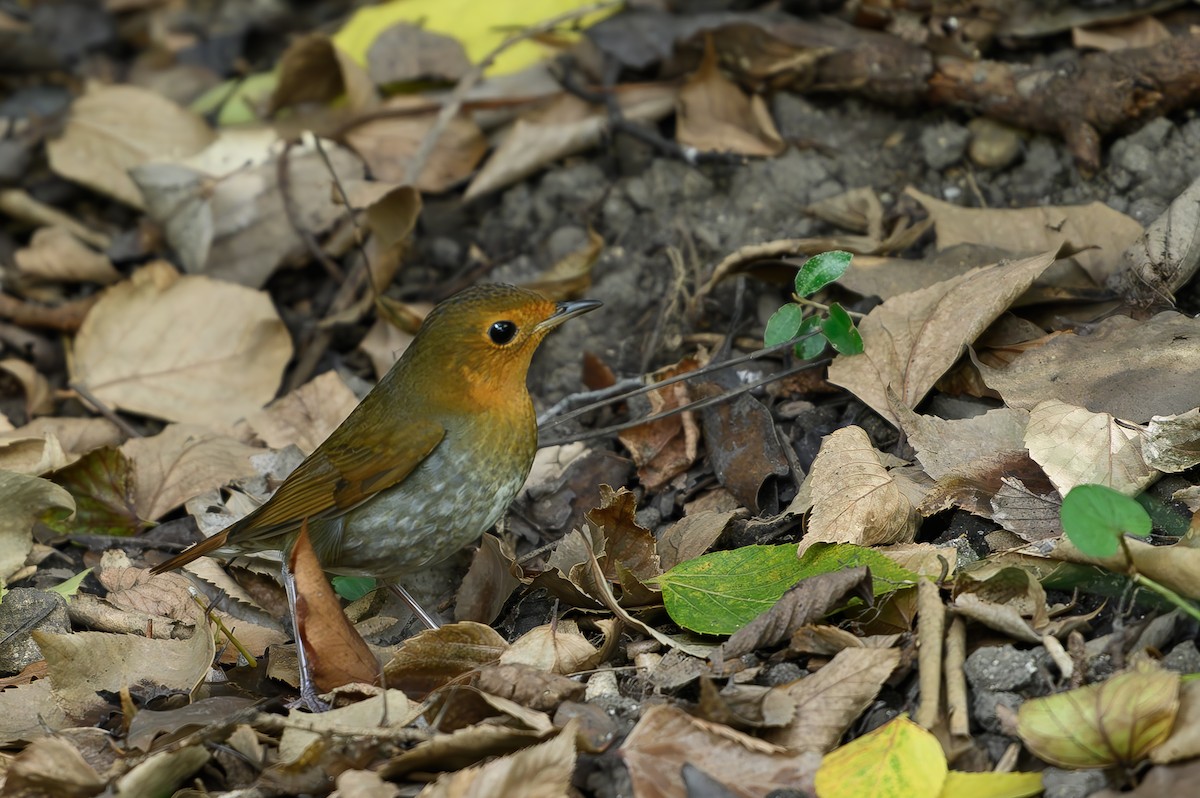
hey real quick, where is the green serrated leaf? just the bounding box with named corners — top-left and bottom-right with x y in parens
top-left (332, 575), bottom-right (377, 601)
top-left (49, 568), bottom-right (92, 599)
top-left (822, 302), bottom-right (864, 355)
top-left (658, 542), bottom-right (920, 635)
top-left (794, 250), bottom-right (853, 296)
top-left (795, 315), bottom-right (826, 359)
top-left (765, 303), bottom-right (805, 347)
top-left (1061, 484), bottom-right (1152, 559)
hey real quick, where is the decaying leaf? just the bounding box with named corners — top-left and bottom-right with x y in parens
top-left (617, 354), bottom-right (703, 491)
top-left (1018, 659), bottom-right (1180, 768)
top-left (0, 471), bottom-right (74, 581)
top-left (418, 720), bottom-right (577, 798)
top-left (1142, 407), bottom-right (1200, 473)
top-left (382, 622), bottom-right (507, 697)
top-left (1024, 399), bottom-right (1155, 495)
top-left (676, 37), bottom-right (785, 157)
top-left (14, 227), bottom-right (121, 285)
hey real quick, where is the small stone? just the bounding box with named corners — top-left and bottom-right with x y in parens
top-left (1042, 766), bottom-right (1112, 798)
top-left (1163, 641), bottom-right (1200, 673)
top-left (964, 645), bottom-right (1040, 692)
top-left (968, 117), bottom-right (1022, 170)
top-left (919, 121), bottom-right (970, 171)
top-left (0, 588), bottom-right (70, 675)
top-left (970, 688), bottom-right (1023, 734)
top-left (762, 662), bottom-right (806, 686)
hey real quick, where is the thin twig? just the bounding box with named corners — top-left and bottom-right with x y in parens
top-left (0, 293), bottom-right (99, 332)
top-left (313, 137), bottom-right (376, 303)
top-left (403, 0), bottom-right (621, 185)
top-left (538, 357), bottom-right (831, 447)
top-left (68, 381), bottom-right (141, 438)
top-left (277, 139), bottom-right (345, 283)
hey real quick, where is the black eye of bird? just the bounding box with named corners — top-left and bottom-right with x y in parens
top-left (488, 320), bottom-right (518, 345)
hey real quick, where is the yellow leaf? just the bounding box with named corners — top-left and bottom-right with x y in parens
top-left (939, 770), bottom-right (1043, 798)
top-left (814, 716), bottom-right (947, 798)
top-left (332, 0), bottom-right (619, 77)
top-left (1017, 659), bottom-right (1180, 768)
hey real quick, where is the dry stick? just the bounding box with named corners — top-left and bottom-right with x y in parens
top-left (401, 0), bottom-right (620, 186)
top-left (538, 357), bottom-right (831, 447)
top-left (69, 381), bottom-right (141, 439)
top-left (0, 292), bottom-right (99, 332)
top-left (944, 615), bottom-right (969, 739)
top-left (914, 577), bottom-right (945, 730)
top-left (277, 139), bottom-right (346, 284)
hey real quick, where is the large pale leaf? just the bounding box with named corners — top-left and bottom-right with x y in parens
top-left (71, 262), bottom-right (293, 426)
top-left (827, 251), bottom-right (1057, 426)
top-left (1024, 400), bottom-right (1155, 495)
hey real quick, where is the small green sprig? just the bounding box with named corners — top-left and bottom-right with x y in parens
top-left (763, 250), bottom-right (864, 358)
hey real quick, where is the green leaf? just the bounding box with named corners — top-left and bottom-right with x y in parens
top-left (48, 568), bottom-right (92, 599)
top-left (794, 315), bottom-right (826, 359)
top-left (331, 575), bottom-right (377, 601)
top-left (658, 542), bottom-right (919, 635)
top-left (1061, 484), bottom-right (1152, 559)
top-left (794, 250), bottom-right (853, 296)
top-left (46, 447), bottom-right (149, 537)
top-left (765, 303), bottom-right (804, 347)
top-left (822, 302), bottom-right (864, 355)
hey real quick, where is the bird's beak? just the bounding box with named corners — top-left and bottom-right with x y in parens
top-left (534, 298), bottom-right (602, 333)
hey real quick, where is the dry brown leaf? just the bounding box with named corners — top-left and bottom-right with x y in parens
top-left (0, 435), bottom-right (71, 475)
top-left (71, 261), bottom-right (293, 425)
top-left (766, 646), bottom-right (900, 752)
top-left (657, 509), bottom-right (741, 571)
top-left (828, 250), bottom-right (1058, 426)
top-left (1143, 408), bottom-right (1200, 473)
top-left (122, 424), bottom-right (261, 521)
top-left (359, 306), bottom-right (428, 380)
top-left (344, 98), bottom-right (486, 193)
top-left (14, 227), bottom-right (121, 285)
top-left (47, 83), bottom-right (215, 208)
top-left (618, 355), bottom-right (703, 491)
top-left (382, 622), bottom-right (507, 697)
top-left (365, 22), bottom-right (470, 84)
top-left (499, 620), bottom-right (604, 675)
top-left (96, 549), bottom-right (193, 620)
top-left (676, 37), bottom-right (784, 157)
top-left (475, 663), bottom-right (586, 712)
top-left (620, 704), bottom-right (820, 798)
top-left (31, 604), bottom-right (214, 719)
top-left (0, 736), bottom-right (105, 796)
top-left (803, 426), bottom-right (918, 552)
top-left (0, 417), bottom-right (124, 458)
top-left (906, 187), bottom-right (1141, 284)
top-left (465, 85), bottom-right (677, 200)
top-left (1073, 16), bottom-right (1171, 51)
top-left (806, 187), bottom-right (885, 240)
top-left (290, 524), bottom-right (381, 692)
top-left (269, 32), bottom-right (377, 113)
top-left (455, 533), bottom-right (522, 625)
top-left (698, 679), bottom-right (798, 730)
top-left (381, 725), bottom-right (549, 781)
top-left (243, 371), bottom-right (358, 455)
top-left (1024, 399), bottom-right (1156, 495)
top-left (976, 311), bottom-right (1200, 424)
top-left (990, 476), bottom-right (1063, 541)
top-left (418, 720), bottom-right (577, 798)
top-left (0, 358), bottom-right (54, 418)
top-left (0, 681), bottom-right (67, 745)
top-left (278, 689), bottom-right (415, 764)
top-left (1109, 173), bottom-right (1200, 303)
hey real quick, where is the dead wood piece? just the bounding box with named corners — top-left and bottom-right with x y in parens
top-left (0, 292), bottom-right (98, 332)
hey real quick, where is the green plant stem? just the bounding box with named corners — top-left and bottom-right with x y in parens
top-left (1132, 573), bottom-right (1200, 623)
top-left (791, 295), bottom-right (866, 319)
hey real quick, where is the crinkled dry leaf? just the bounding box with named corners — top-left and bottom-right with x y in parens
top-left (618, 355), bottom-right (703, 491)
top-left (278, 689), bottom-right (415, 764)
top-left (804, 426), bottom-right (918, 551)
top-left (656, 509), bottom-right (741, 571)
top-left (418, 720), bottom-right (577, 798)
top-left (697, 386), bottom-right (789, 515)
top-left (990, 476), bottom-right (1063, 541)
top-left (621, 704), bottom-right (819, 798)
top-left (1109, 172), bottom-right (1200, 304)
top-left (475, 663), bottom-right (586, 712)
top-left (243, 371), bottom-right (358, 455)
top-left (767, 647), bottom-right (900, 752)
top-left (0, 471), bottom-right (74, 580)
top-left (0, 417), bottom-right (124, 459)
top-left (0, 736), bottom-right (105, 796)
top-left (71, 262), bottom-right (293, 425)
top-left (0, 358), bottom-right (54, 418)
top-left (698, 679), bottom-right (797, 730)
top-left (827, 250), bottom-right (1058, 425)
top-left (47, 83), bottom-right (215, 208)
top-left (975, 311), bottom-right (1200, 424)
top-left (906, 186), bottom-right (1141, 284)
top-left (455, 533), bottom-right (522, 624)
top-left (676, 37), bottom-right (784, 157)
top-left (585, 485), bottom-right (660, 584)
top-left (1025, 399), bottom-right (1155, 495)
top-left (381, 725), bottom-right (548, 781)
top-left (719, 567), bottom-right (873, 661)
top-left (1018, 660), bottom-right (1180, 768)
top-left (1142, 407), bottom-right (1200, 473)
top-left (97, 550), bottom-right (193, 619)
top-left (14, 227), bottom-right (121, 285)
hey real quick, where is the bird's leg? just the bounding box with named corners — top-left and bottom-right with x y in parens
top-left (388, 583), bottom-right (441, 630)
top-left (280, 561), bottom-right (331, 712)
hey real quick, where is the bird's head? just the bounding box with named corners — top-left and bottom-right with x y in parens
top-left (402, 283), bottom-right (601, 413)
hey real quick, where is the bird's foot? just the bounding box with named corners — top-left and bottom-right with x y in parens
top-left (287, 684), bottom-right (331, 713)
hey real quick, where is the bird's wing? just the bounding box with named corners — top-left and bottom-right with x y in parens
top-left (227, 419), bottom-right (446, 544)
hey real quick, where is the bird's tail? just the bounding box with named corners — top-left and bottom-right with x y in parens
top-left (150, 528), bottom-right (231, 574)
